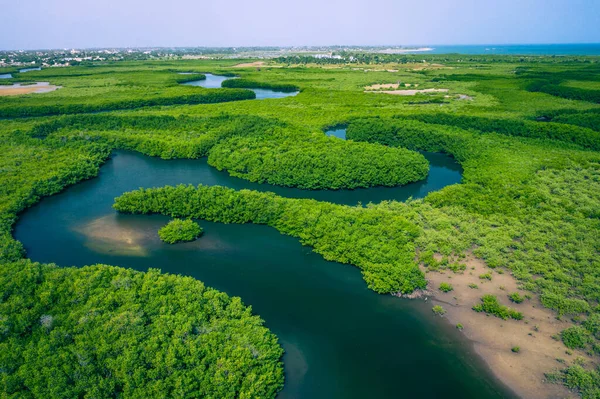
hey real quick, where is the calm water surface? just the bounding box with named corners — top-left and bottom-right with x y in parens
top-left (326, 128), bottom-right (347, 140)
top-left (0, 73), bottom-right (12, 79)
top-left (182, 73), bottom-right (299, 99)
top-left (407, 43), bottom-right (600, 55)
top-left (19, 67), bottom-right (42, 73)
top-left (15, 151), bottom-right (516, 399)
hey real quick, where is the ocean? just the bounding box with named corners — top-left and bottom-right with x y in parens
top-left (407, 43), bottom-right (600, 56)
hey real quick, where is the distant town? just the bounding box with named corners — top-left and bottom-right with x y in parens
top-left (0, 46), bottom-right (433, 67)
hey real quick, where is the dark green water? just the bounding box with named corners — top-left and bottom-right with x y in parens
top-left (15, 151), bottom-right (517, 399)
top-left (181, 73), bottom-right (299, 100)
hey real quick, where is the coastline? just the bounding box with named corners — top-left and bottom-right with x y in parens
top-left (417, 255), bottom-right (587, 399)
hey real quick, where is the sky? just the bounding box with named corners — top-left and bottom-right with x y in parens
top-left (1, 0), bottom-right (599, 50)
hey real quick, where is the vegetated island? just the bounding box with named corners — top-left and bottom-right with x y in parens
top-left (158, 218), bottom-right (203, 244)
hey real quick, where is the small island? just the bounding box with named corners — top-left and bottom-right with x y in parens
top-left (158, 218), bottom-right (203, 244)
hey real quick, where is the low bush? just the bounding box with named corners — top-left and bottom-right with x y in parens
top-left (158, 218), bottom-right (203, 244)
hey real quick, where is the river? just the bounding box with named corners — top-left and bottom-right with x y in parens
top-left (14, 150), bottom-right (516, 399)
top-left (181, 73), bottom-right (299, 100)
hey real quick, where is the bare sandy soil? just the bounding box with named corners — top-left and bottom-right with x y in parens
top-left (364, 83), bottom-right (417, 90)
top-left (422, 255), bottom-right (586, 399)
top-left (232, 61), bottom-right (266, 68)
top-left (366, 88), bottom-right (448, 96)
top-left (0, 82), bottom-right (60, 96)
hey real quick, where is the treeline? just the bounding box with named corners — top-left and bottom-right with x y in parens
top-left (527, 80), bottom-right (600, 104)
top-left (518, 65), bottom-right (600, 103)
top-left (28, 114), bottom-right (292, 159)
top-left (29, 113), bottom-right (285, 139)
top-left (207, 135), bottom-right (429, 189)
top-left (27, 114), bottom-right (432, 191)
top-left (276, 53), bottom-right (600, 66)
top-left (0, 260), bottom-right (284, 398)
top-left (347, 114), bottom-right (600, 151)
top-left (537, 109), bottom-right (600, 132)
top-left (222, 78), bottom-right (299, 93)
top-left (174, 73), bottom-right (206, 84)
top-left (0, 89), bottom-right (255, 118)
top-left (113, 184), bottom-right (427, 294)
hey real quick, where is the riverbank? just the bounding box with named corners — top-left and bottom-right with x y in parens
top-left (423, 255), bottom-right (586, 399)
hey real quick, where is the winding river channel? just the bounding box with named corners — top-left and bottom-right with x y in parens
top-left (181, 73), bottom-right (299, 99)
top-left (15, 148), bottom-right (517, 398)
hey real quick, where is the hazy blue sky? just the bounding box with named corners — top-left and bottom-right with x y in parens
top-left (1, 0), bottom-right (599, 50)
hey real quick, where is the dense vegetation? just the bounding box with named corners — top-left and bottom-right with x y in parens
top-left (0, 88), bottom-right (255, 118)
top-left (0, 260), bottom-right (284, 398)
top-left (347, 114), bottom-right (600, 151)
top-left (113, 184), bottom-right (426, 294)
top-left (158, 218), bottom-right (203, 244)
top-left (221, 78), bottom-right (298, 93)
top-left (472, 294), bottom-right (524, 320)
top-left (207, 135), bottom-right (429, 189)
top-left (1, 55), bottom-right (599, 397)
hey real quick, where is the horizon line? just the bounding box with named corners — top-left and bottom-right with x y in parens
top-left (2, 42), bottom-right (600, 52)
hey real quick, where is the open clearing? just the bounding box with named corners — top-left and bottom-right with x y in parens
top-left (366, 88), bottom-right (449, 95)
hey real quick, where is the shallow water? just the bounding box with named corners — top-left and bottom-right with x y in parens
top-left (181, 73), bottom-right (231, 88)
top-left (182, 73), bottom-right (299, 99)
top-left (0, 73), bottom-right (12, 79)
top-left (19, 67), bottom-right (42, 73)
top-left (15, 150), bottom-right (517, 399)
top-left (0, 82), bottom-right (59, 94)
top-left (325, 127), bottom-right (347, 139)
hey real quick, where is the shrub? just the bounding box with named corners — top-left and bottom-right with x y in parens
top-left (479, 273), bottom-right (492, 281)
top-left (512, 346), bottom-right (521, 353)
top-left (508, 292), bottom-right (525, 304)
top-left (432, 305), bottom-right (446, 316)
top-left (439, 282), bottom-right (454, 293)
top-left (561, 326), bottom-right (592, 349)
top-left (158, 219), bottom-right (203, 244)
top-left (540, 293), bottom-right (590, 316)
top-left (456, 323), bottom-right (464, 330)
top-left (468, 283), bottom-right (479, 289)
top-left (473, 295), bottom-right (523, 320)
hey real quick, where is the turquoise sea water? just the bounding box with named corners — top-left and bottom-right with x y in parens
top-left (407, 43), bottom-right (600, 55)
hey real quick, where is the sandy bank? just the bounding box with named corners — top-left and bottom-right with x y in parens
top-left (422, 255), bottom-right (585, 399)
top-left (366, 88), bottom-right (448, 96)
top-left (364, 83), bottom-right (418, 90)
top-left (0, 82), bottom-right (60, 96)
top-left (232, 61), bottom-right (266, 68)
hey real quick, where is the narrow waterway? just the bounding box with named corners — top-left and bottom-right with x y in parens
top-left (19, 67), bottom-right (42, 73)
top-left (15, 151), bottom-right (516, 399)
top-left (181, 73), bottom-right (299, 99)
